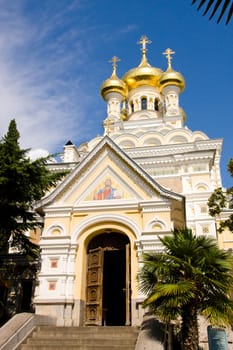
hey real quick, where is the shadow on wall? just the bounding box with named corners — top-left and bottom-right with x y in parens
top-left (141, 316), bottom-right (164, 342)
top-left (136, 314), bottom-right (182, 350)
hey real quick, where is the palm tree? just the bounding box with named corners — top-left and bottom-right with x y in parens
top-left (192, 0), bottom-right (233, 25)
top-left (138, 228), bottom-right (233, 350)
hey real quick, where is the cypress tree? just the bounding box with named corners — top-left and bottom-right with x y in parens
top-left (0, 119), bottom-right (67, 257)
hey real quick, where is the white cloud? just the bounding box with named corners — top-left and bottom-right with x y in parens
top-left (0, 0), bottom-right (95, 154)
top-left (27, 148), bottom-right (49, 160)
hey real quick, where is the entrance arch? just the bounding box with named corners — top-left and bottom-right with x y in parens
top-left (85, 232), bottom-right (131, 326)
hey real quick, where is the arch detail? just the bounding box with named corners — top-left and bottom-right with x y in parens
top-left (44, 223), bottom-right (66, 236)
top-left (146, 218), bottom-right (167, 231)
top-left (119, 140), bottom-right (136, 148)
top-left (169, 135), bottom-right (188, 144)
top-left (143, 137), bottom-right (161, 146)
top-left (194, 182), bottom-right (210, 192)
top-left (71, 213), bottom-right (141, 243)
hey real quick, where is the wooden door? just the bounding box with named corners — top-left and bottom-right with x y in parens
top-left (125, 243), bottom-right (131, 325)
top-left (85, 247), bottom-right (104, 325)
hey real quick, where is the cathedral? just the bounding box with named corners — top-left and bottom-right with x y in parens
top-left (34, 35), bottom-right (226, 327)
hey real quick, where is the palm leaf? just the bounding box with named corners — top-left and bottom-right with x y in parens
top-left (202, 296), bottom-right (233, 326)
top-left (145, 281), bottom-right (196, 303)
top-left (138, 228), bottom-right (233, 333)
top-left (192, 0), bottom-right (233, 24)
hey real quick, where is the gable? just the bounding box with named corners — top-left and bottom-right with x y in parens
top-left (54, 153), bottom-right (160, 206)
top-left (37, 136), bottom-right (183, 210)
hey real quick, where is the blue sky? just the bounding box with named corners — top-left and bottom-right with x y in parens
top-left (0, 0), bottom-right (232, 187)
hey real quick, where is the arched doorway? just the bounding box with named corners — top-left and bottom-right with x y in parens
top-left (85, 232), bottom-right (131, 326)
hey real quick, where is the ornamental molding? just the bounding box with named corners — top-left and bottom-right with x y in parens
top-left (34, 298), bottom-right (74, 304)
top-left (75, 201), bottom-right (139, 212)
top-left (185, 192), bottom-right (213, 200)
top-left (126, 143), bottom-right (219, 159)
top-left (140, 230), bottom-right (171, 237)
top-left (140, 201), bottom-right (171, 212)
top-left (45, 207), bottom-right (72, 217)
top-left (140, 231), bottom-right (163, 237)
top-left (138, 155), bottom-right (214, 167)
top-left (75, 199), bottom-right (169, 213)
top-left (141, 206), bottom-right (171, 213)
top-left (40, 245), bottom-right (74, 252)
top-left (38, 273), bottom-right (75, 278)
top-left (135, 239), bottom-right (165, 253)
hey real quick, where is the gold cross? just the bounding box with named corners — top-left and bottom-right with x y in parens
top-left (137, 35), bottom-right (152, 53)
top-left (109, 56), bottom-right (121, 76)
top-left (163, 48), bottom-right (175, 69)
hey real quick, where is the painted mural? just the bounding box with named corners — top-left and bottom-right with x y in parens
top-left (93, 178), bottom-right (122, 200)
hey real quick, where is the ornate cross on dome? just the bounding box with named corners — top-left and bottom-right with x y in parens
top-left (137, 35), bottom-right (152, 53)
top-left (163, 48), bottom-right (175, 69)
top-left (109, 56), bottom-right (121, 76)
top-left (137, 35), bottom-right (152, 65)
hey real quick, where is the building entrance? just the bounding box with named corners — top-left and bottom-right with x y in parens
top-left (85, 232), bottom-right (130, 326)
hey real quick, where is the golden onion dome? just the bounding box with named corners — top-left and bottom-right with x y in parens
top-left (123, 35), bottom-right (162, 91)
top-left (123, 61), bottom-right (163, 91)
top-left (158, 48), bottom-right (185, 92)
top-left (100, 56), bottom-right (127, 101)
top-left (159, 68), bottom-right (185, 92)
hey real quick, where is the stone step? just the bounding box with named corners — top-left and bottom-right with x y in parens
top-left (20, 345), bottom-right (135, 350)
top-left (26, 338), bottom-right (136, 345)
top-left (18, 326), bottom-right (139, 350)
top-left (30, 326), bottom-right (138, 338)
top-left (30, 333), bottom-right (137, 340)
top-left (34, 326), bottom-right (138, 334)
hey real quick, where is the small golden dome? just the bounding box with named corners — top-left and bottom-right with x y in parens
top-left (159, 68), bottom-right (185, 92)
top-left (100, 75), bottom-right (127, 100)
top-left (123, 35), bottom-right (162, 91)
top-left (159, 48), bottom-right (185, 92)
top-left (100, 56), bottom-right (127, 101)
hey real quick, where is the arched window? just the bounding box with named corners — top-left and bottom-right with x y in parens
top-left (141, 97), bottom-right (147, 110)
top-left (154, 98), bottom-right (159, 111)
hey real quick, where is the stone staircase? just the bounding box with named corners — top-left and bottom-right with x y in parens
top-left (18, 325), bottom-right (139, 350)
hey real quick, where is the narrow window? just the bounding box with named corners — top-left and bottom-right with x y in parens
top-left (141, 97), bottom-right (147, 110)
top-left (154, 98), bottom-right (159, 111)
top-left (130, 101), bottom-right (134, 113)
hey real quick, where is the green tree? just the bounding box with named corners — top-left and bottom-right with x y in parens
top-left (208, 158), bottom-right (233, 233)
top-left (0, 119), bottom-right (67, 257)
top-left (192, 0), bottom-right (233, 25)
top-left (138, 228), bottom-right (233, 350)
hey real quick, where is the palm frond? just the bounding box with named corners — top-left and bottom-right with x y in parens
top-left (202, 296), bottom-right (233, 326)
top-left (149, 303), bottom-right (180, 323)
top-left (192, 0), bottom-right (233, 24)
top-left (145, 281), bottom-right (196, 303)
top-left (143, 282), bottom-right (196, 322)
top-left (138, 228), bottom-right (233, 332)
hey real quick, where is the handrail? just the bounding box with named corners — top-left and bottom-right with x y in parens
top-left (0, 313), bottom-right (56, 350)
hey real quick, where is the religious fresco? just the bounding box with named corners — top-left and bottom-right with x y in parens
top-left (84, 178), bottom-right (127, 201)
top-left (93, 178), bottom-right (122, 200)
